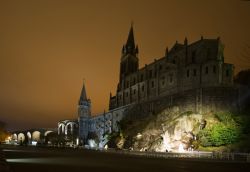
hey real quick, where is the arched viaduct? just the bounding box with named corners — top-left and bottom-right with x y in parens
top-left (11, 128), bottom-right (57, 145)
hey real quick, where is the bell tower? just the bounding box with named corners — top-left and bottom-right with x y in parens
top-left (119, 24), bottom-right (139, 83)
top-left (78, 81), bottom-right (91, 144)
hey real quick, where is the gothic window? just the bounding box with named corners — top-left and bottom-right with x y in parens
top-left (173, 56), bottom-right (177, 64)
top-left (133, 89), bottom-right (136, 94)
top-left (187, 69), bottom-right (190, 77)
top-left (141, 74), bottom-right (144, 81)
top-left (141, 85), bottom-right (144, 91)
top-left (126, 92), bottom-right (129, 97)
top-left (169, 74), bottom-right (173, 83)
top-left (193, 69), bottom-right (197, 76)
top-left (149, 70), bottom-right (152, 78)
top-left (133, 78), bottom-right (136, 85)
top-left (159, 65), bottom-right (162, 71)
top-left (161, 76), bottom-right (165, 85)
top-left (226, 69), bottom-right (229, 77)
top-left (151, 81), bottom-right (155, 88)
top-left (213, 66), bottom-right (216, 73)
top-left (207, 48), bottom-right (211, 58)
top-left (205, 66), bottom-right (208, 74)
top-left (192, 51), bottom-right (196, 63)
top-left (162, 80), bottom-right (165, 86)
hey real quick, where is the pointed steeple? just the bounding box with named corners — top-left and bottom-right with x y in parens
top-left (125, 22), bottom-right (135, 52)
top-left (79, 80), bottom-right (88, 105)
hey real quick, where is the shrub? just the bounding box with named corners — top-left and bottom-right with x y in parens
top-left (198, 123), bottom-right (240, 147)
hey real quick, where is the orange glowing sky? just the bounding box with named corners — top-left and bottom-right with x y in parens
top-left (0, 0), bottom-right (249, 131)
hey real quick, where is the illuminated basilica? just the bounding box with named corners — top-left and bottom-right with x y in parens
top-left (60, 25), bottom-right (244, 147)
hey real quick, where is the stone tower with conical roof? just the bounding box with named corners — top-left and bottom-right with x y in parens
top-left (78, 81), bottom-right (91, 144)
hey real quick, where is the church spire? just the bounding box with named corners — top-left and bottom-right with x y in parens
top-left (125, 22), bottom-right (135, 52)
top-left (79, 80), bottom-right (88, 105)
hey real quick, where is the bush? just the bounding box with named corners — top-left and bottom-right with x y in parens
top-left (198, 122), bottom-right (241, 147)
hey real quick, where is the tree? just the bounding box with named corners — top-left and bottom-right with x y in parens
top-left (0, 121), bottom-right (8, 142)
top-left (234, 69), bottom-right (250, 87)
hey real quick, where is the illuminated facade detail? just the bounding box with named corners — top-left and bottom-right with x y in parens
top-left (58, 120), bottom-right (78, 136)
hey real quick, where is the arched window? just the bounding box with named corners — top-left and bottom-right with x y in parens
top-left (192, 51), bottom-right (196, 63)
top-left (193, 69), bottom-right (197, 76)
top-left (151, 81), bottom-right (154, 88)
top-left (205, 66), bottom-right (208, 74)
top-left (187, 70), bottom-right (190, 77)
top-left (213, 66), bottom-right (216, 73)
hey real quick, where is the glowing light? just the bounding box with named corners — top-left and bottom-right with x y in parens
top-left (76, 138), bottom-right (79, 145)
top-left (136, 133), bottom-right (142, 140)
top-left (178, 143), bottom-right (184, 152)
top-left (31, 141), bottom-right (37, 146)
top-left (88, 139), bottom-right (97, 148)
top-left (161, 133), bottom-right (171, 152)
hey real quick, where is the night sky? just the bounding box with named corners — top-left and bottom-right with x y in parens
top-left (0, 0), bottom-right (250, 131)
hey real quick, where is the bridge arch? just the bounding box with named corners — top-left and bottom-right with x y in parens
top-left (17, 133), bottom-right (25, 142)
top-left (27, 132), bottom-right (31, 140)
top-left (58, 123), bottom-right (65, 135)
top-left (44, 130), bottom-right (53, 136)
top-left (32, 131), bottom-right (41, 141)
top-left (12, 133), bottom-right (17, 141)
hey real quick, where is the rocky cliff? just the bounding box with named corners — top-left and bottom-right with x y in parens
top-left (108, 107), bottom-right (250, 152)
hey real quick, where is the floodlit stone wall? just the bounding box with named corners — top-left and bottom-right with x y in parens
top-left (110, 38), bottom-right (235, 110)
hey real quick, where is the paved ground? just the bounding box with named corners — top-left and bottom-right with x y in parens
top-left (0, 146), bottom-right (11, 172)
top-left (1, 145), bottom-right (250, 172)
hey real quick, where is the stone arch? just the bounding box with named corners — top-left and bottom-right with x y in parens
top-left (58, 123), bottom-right (65, 135)
top-left (65, 122), bottom-right (73, 135)
top-left (17, 133), bottom-right (25, 142)
top-left (27, 132), bottom-right (31, 140)
top-left (32, 131), bottom-right (41, 141)
top-left (12, 133), bottom-right (17, 141)
top-left (44, 130), bottom-right (53, 136)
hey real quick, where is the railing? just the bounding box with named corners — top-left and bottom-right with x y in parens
top-left (101, 149), bottom-right (250, 163)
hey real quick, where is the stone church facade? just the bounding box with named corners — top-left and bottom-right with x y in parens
top-left (59, 25), bottom-right (244, 147)
top-left (109, 25), bottom-right (235, 113)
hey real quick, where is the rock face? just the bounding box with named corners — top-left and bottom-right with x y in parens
top-left (159, 113), bottom-right (202, 152)
top-left (113, 108), bottom-right (214, 152)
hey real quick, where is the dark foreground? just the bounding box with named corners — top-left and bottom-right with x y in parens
top-left (1, 145), bottom-right (250, 172)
